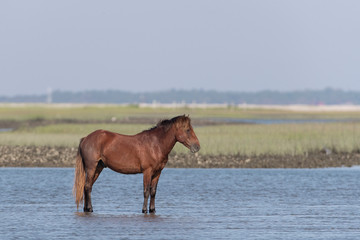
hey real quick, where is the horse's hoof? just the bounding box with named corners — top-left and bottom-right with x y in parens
top-left (84, 207), bottom-right (93, 212)
top-left (142, 209), bottom-right (147, 214)
top-left (149, 209), bottom-right (156, 214)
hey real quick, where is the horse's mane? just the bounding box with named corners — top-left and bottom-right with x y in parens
top-left (147, 115), bottom-right (190, 132)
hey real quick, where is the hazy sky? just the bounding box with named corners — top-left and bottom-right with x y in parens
top-left (1, 0), bottom-right (359, 96)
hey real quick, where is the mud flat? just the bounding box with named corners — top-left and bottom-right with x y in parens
top-left (1, 146), bottom-right (360, 168)
top-left (0, 146), bottom-right (77, 167)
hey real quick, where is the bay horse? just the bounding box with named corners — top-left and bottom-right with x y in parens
top-left (73, 115), bottom-right (200, 213)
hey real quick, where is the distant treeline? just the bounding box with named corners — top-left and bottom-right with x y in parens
top-left (1, 88), bottom-right (360, 105)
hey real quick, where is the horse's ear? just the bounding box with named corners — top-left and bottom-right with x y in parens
top-left (180, 114), bottom-right (188, 120)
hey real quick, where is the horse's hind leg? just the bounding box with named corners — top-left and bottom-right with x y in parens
top-left (84, 161), bottom-right (104, 212)
top-left (84, 166), bottom-right (95, 212)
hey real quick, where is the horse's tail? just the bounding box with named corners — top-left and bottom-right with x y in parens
top-left (73, 138), bottom-right (86, 210)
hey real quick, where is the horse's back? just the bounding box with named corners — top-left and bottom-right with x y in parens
top-left (81, 129), bottom-right (143, 173)
top-left (82, 129), bottom-right (114, 146)
top-left (81, 129), bottom-right (135, 152)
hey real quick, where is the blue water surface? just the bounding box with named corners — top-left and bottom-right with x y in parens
top-left (0, 168), bottom-right (359, 240)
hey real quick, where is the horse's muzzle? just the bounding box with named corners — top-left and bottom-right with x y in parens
top-left (190, 144), bottom-right (200, 153)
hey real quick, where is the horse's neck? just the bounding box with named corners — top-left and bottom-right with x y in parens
top-left (155, 127), bottom-right (177, 156)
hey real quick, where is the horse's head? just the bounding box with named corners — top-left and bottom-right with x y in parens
top-left (174, 115), bottom-right (200, 153)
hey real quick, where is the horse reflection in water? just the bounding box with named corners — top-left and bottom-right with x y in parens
top-left (73, 115), bottom-right (200, 213)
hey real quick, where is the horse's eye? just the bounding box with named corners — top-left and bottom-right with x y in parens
top-left (186, 129), bottom-right (191, 133)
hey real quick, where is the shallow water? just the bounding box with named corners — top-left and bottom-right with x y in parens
top-left (0, 128), bottom-right (12, 132)
top-left (1, 168), bottom-right (359, 239)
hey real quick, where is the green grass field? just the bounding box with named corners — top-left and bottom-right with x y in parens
top-left (1, 104), bottom-right (360, 155)
top-left (2, 103), bottom-right (360, 121)
top-left (2, 122), bottom-right (360, 155)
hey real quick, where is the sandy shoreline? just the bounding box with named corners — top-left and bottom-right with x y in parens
top-left (1, 145), bottom-right (360, 168)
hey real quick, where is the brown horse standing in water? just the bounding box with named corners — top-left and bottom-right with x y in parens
top-left (73, 115), bottom-right (200, 213)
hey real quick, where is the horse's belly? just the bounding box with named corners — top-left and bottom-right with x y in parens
top-left (104, 157), bottom-right (142, 174)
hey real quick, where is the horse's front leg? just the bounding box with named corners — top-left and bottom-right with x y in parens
top-left (149, 174), bottom-right (161, 213)
top-left (142, 169), bottom-right (152, 213)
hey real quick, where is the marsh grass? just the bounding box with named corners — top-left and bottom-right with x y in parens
top-left (2, 104), bottom-right (360, 155)
top-left (173, 122), bottom-right (360, 155)
top-left (0, 123), bottom-right (152, 147)
top-left (0, 105), bottom-right (194, 121)
top-left (223, 123), bottom-right (358, 155)
top-left (2, 121), bottom-right (360, 155)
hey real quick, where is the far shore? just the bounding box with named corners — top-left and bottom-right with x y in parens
top-left (2, 102), bottom-right (360, 112)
